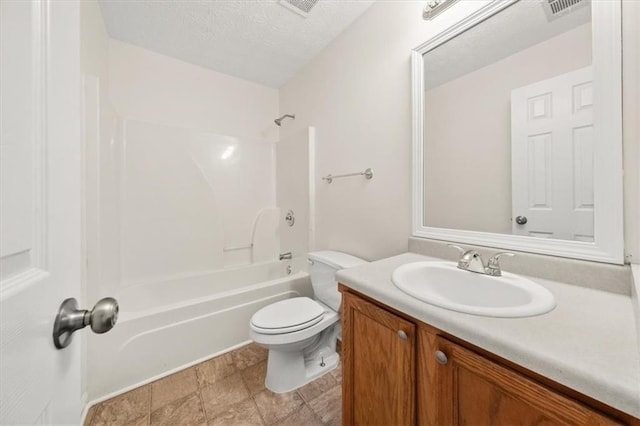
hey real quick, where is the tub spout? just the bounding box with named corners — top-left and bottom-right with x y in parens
top-left (279, 252), bottom-right (292, 261)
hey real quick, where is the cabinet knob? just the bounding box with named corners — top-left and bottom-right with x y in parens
top-left (397, 330), bottom-right (408, 340)
top-left (435, 350), bottom-right (448, 365)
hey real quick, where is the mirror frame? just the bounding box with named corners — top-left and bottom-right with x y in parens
top-left (411, 0), bottom-right (623, 264)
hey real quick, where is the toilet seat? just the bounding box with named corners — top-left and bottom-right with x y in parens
top-left (250, 297), bottom-right (326, 335)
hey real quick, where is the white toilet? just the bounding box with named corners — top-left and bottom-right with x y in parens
top-left (249, 250), bottom-right (367, 393)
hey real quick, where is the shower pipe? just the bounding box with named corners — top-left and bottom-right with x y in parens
top-left (274, 114), bottom-right (295, 126)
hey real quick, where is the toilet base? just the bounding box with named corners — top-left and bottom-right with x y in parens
top-left (250, 301), bottom-right (342, 394)
top-left (265, 345), bottom-right (339, 394)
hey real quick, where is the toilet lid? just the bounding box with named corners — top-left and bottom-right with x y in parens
top-left (251, 297), bottom-right (325, 334)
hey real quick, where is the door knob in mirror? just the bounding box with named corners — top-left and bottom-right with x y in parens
top-left (515, 216), bottom-right (528, 225)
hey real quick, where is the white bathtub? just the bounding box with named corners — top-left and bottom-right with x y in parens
top-left (86, 259), bottom-right (313, 401)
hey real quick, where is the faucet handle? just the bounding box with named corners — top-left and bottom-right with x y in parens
top-left (448, 244), bottom-right (486, 274)
top-left (486, 252), bottom-right (515, 276)
top-left (447, 244), bottom-right (466, 257)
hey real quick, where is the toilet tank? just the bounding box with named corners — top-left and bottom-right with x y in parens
top-left (308, 250), bottom-right (367, 311)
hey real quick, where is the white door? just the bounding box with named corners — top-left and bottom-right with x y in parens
top-left (1, 0), bottom-right (82, 424)
top-left (511, 66), bottom-right (594, 241)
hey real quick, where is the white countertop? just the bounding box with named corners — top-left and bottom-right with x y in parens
top-left (336, 252), bottom-right (640, 418)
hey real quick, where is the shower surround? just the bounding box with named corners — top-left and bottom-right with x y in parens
top-left (82, 37), bottom-right (314, 403)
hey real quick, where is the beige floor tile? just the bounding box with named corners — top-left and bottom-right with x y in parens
top-left (297, 372), bottom-right (338, 403)
top-left (91, 386), bottom-right (150, 426)
top-left (330, 365), bottom-right (342, 384)
top-left (232, 343), bottom-right (268, 369)
top-left (253, 389), bottom-right (304, 425)
top-left (207, 398), bottom-right (264, 426)
top-left (200, 373), bottom-right (250, 419)
top-left (89, 345), bottom-right (347, 426)
top-left (196, 352), bottom-right (237, 388)
top-left (325, 415), bottom-right (342, 426)
top-left (150, 392), bottom-right (205, 426)
top-left (240, 360), bottom-right (267, 396)
top-left (151, 368), bottom-right (199, 411)
top-left (130, 415), bottom-right (150, 426)
top-left (274, 405), bottom-right (323, 426)
top-left (308, 385), bottom-right (342, 424)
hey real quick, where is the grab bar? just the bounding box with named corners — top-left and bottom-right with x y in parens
top-left (322, 168), bottom-right (373, 184)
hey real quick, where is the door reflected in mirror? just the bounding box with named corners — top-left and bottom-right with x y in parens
top-left (422, 0), bottom-right (593, 242)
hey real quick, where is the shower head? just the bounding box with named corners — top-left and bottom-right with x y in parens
top-left (274, 114), bottom-right (296, 126)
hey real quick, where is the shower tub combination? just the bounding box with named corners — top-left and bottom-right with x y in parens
top-left (87, 258), bottom-right (312, 401)
top-left (83, 118), bottom-right (316, 402)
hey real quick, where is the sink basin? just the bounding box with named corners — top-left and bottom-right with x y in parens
top-left (391, 261), bottom-right (555, 318)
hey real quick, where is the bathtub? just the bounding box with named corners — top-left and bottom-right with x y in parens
top-left (86, 259), bottom-right (313, 401)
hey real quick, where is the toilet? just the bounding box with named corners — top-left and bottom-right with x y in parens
top-left (249, 250), bottom-right (367, 393)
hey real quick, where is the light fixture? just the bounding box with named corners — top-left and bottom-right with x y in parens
top-left (423, 0), bottom-right (458, 20)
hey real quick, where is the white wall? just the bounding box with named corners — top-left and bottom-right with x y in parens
top-left (622, 0), bottom-right (640, 264)
top-left (81, 1), bottom-right (121, 305)
top-left (81, 0), bottom-right (108, 83)
top-left (109, 39), bottom-right (279, 144)
top-left (276, 128), bottom-right (315, 259)
top-left (281, 0), bottom-right (639, 263)
top-left (80, 0), bottom-right (120, 411)
top-left (280, 1), bottom-right (494, 261)
top-left (424, 24), bottom-right (591, 234)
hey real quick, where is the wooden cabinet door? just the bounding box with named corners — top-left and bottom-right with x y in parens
top-left (435, 336), bottom-right (621, 426)
top-left (342, 292), bottom-right (416, 426)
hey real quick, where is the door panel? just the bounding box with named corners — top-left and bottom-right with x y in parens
top-left (435, 336), bottom-right (620, 425)
top-left (0, 0), bottom-right (82, 424)
top-left (511, 66), bottom-right (594, 241)
top-left (0, 0), bottom-right (39, 282)
top-left (342, 292), bottom-right (415, 426)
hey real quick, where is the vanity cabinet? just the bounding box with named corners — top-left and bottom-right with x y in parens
top-left (433, 336), bottom-right (620, 425)
top-left (341, 291), bottom-right (415, 425)
top-left (340, 286), bottom-right (633, 426)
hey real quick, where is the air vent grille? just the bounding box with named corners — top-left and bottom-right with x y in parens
top-left (280, 0), bottom-right (319, 17)
top-left (543, 0), bottom-right (587, 20)
top-left (549, 0), bottom-right (582, 14)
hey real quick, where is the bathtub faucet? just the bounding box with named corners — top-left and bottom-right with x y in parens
top-left (279, 252), bottom-right (293, 261)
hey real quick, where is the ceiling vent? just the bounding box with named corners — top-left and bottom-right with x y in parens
top-left (542, 0), bottom-right (588, 21)
top-left (279, 0), bottom-right (319, 18)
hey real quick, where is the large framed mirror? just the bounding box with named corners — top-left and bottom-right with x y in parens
top-left (412, 0), bottom-right (623, 264)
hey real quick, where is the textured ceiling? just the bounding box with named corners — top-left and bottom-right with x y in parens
top-left (424, 0), bottom-right (591, 89)
top-left (98, 0), bottom-right (375, 88)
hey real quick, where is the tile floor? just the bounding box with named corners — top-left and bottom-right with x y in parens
top-left (84, 343), bottom-right (342, 426)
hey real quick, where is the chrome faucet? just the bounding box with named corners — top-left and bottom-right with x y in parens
top-left (448, 244), bottom-right (486, 273)
top-left (279, 252), bottom-right (292, 261)
top-left (448, 244), bottom-right (514, 276)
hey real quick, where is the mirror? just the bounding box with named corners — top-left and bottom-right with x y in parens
top-left (412, 0), bottom-right (623, 263)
